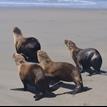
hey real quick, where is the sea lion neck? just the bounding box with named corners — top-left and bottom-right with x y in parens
top-left (13, 33), bottom-right (24, 46)
top-left (69, 45), bottom-right (78, 54)
top-left (39, 58), bottom-right (53, 71)
top-left (74, 46), bottom-right (81, 52)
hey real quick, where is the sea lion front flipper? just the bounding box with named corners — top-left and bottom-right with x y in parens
top-left (34, 92), bottom-right (44, 101)
top-left (72, 84), bottom-right (84, 95)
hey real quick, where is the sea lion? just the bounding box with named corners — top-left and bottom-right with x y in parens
top-left (13, 27), bottom-right (41, 63)
top-left (13, 53), bottom-right (55, 101)
top-left (65, 39), bottom-right (102, 75)
top-left (37, 50), bottom-right (84, 94)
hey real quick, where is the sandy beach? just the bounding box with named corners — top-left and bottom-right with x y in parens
top-left (0, 8), bottom-right (107, 106)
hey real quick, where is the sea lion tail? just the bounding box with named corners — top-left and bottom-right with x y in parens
top-left (13, 27), bottom-right (22, 35)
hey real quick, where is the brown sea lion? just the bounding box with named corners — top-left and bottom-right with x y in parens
top-left (13, 27), bottom-right (41, 63)
top-left (12, 53), bottom-right (55, 101)
top-left (37, 50), bottom-right (84, 94)
top-left (65, 40), bottom-right (102, 75)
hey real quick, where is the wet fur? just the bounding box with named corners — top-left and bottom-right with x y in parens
top-left (37, 50), bottom-right (84, 94)
top-left (65, 40), bottom-right (102, 75)
top-left (13, 53), bottom-right (53, 101)
top-left (13, 27), bottom-right (41, 63)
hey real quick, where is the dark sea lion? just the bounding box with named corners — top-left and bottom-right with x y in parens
top-left (13, 53), bottom-right (55, 101)
top-left (65, 40), bottom-right (102, 75)
top-left (13, 27), bottom-right (41, 63)
top-left (37, 50), bottom-right (84, 94)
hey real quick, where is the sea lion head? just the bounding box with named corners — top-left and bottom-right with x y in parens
top-left (37, 50), bottom-right (51, 63)
top-left (65, 40), bottom-right (76, 51)
top-left (13, 27), bottom-right (22, 36)
top-left (13, 53), bottom-right (26, 65)
top-left (13, 27), bottom-right (23, 46)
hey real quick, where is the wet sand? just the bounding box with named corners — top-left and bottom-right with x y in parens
top-left (0, 8), bottom-right (107, 106)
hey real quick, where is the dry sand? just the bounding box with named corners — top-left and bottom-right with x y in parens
top-left (0, 8), bottom-right (107, 106)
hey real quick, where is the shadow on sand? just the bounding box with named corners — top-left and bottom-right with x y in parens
top-left (11, 88), bottom-right (25, 92)
top-left (11, 82), bottom-right (92, 98)
top-left (56, 82), bottom-right (92, 96)
top-left (11, 86), bottom-right (56, 99)
top-left (83, 69), bottom-right (107, 76)
top-left (100, 70), bottom-right (107, 76)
